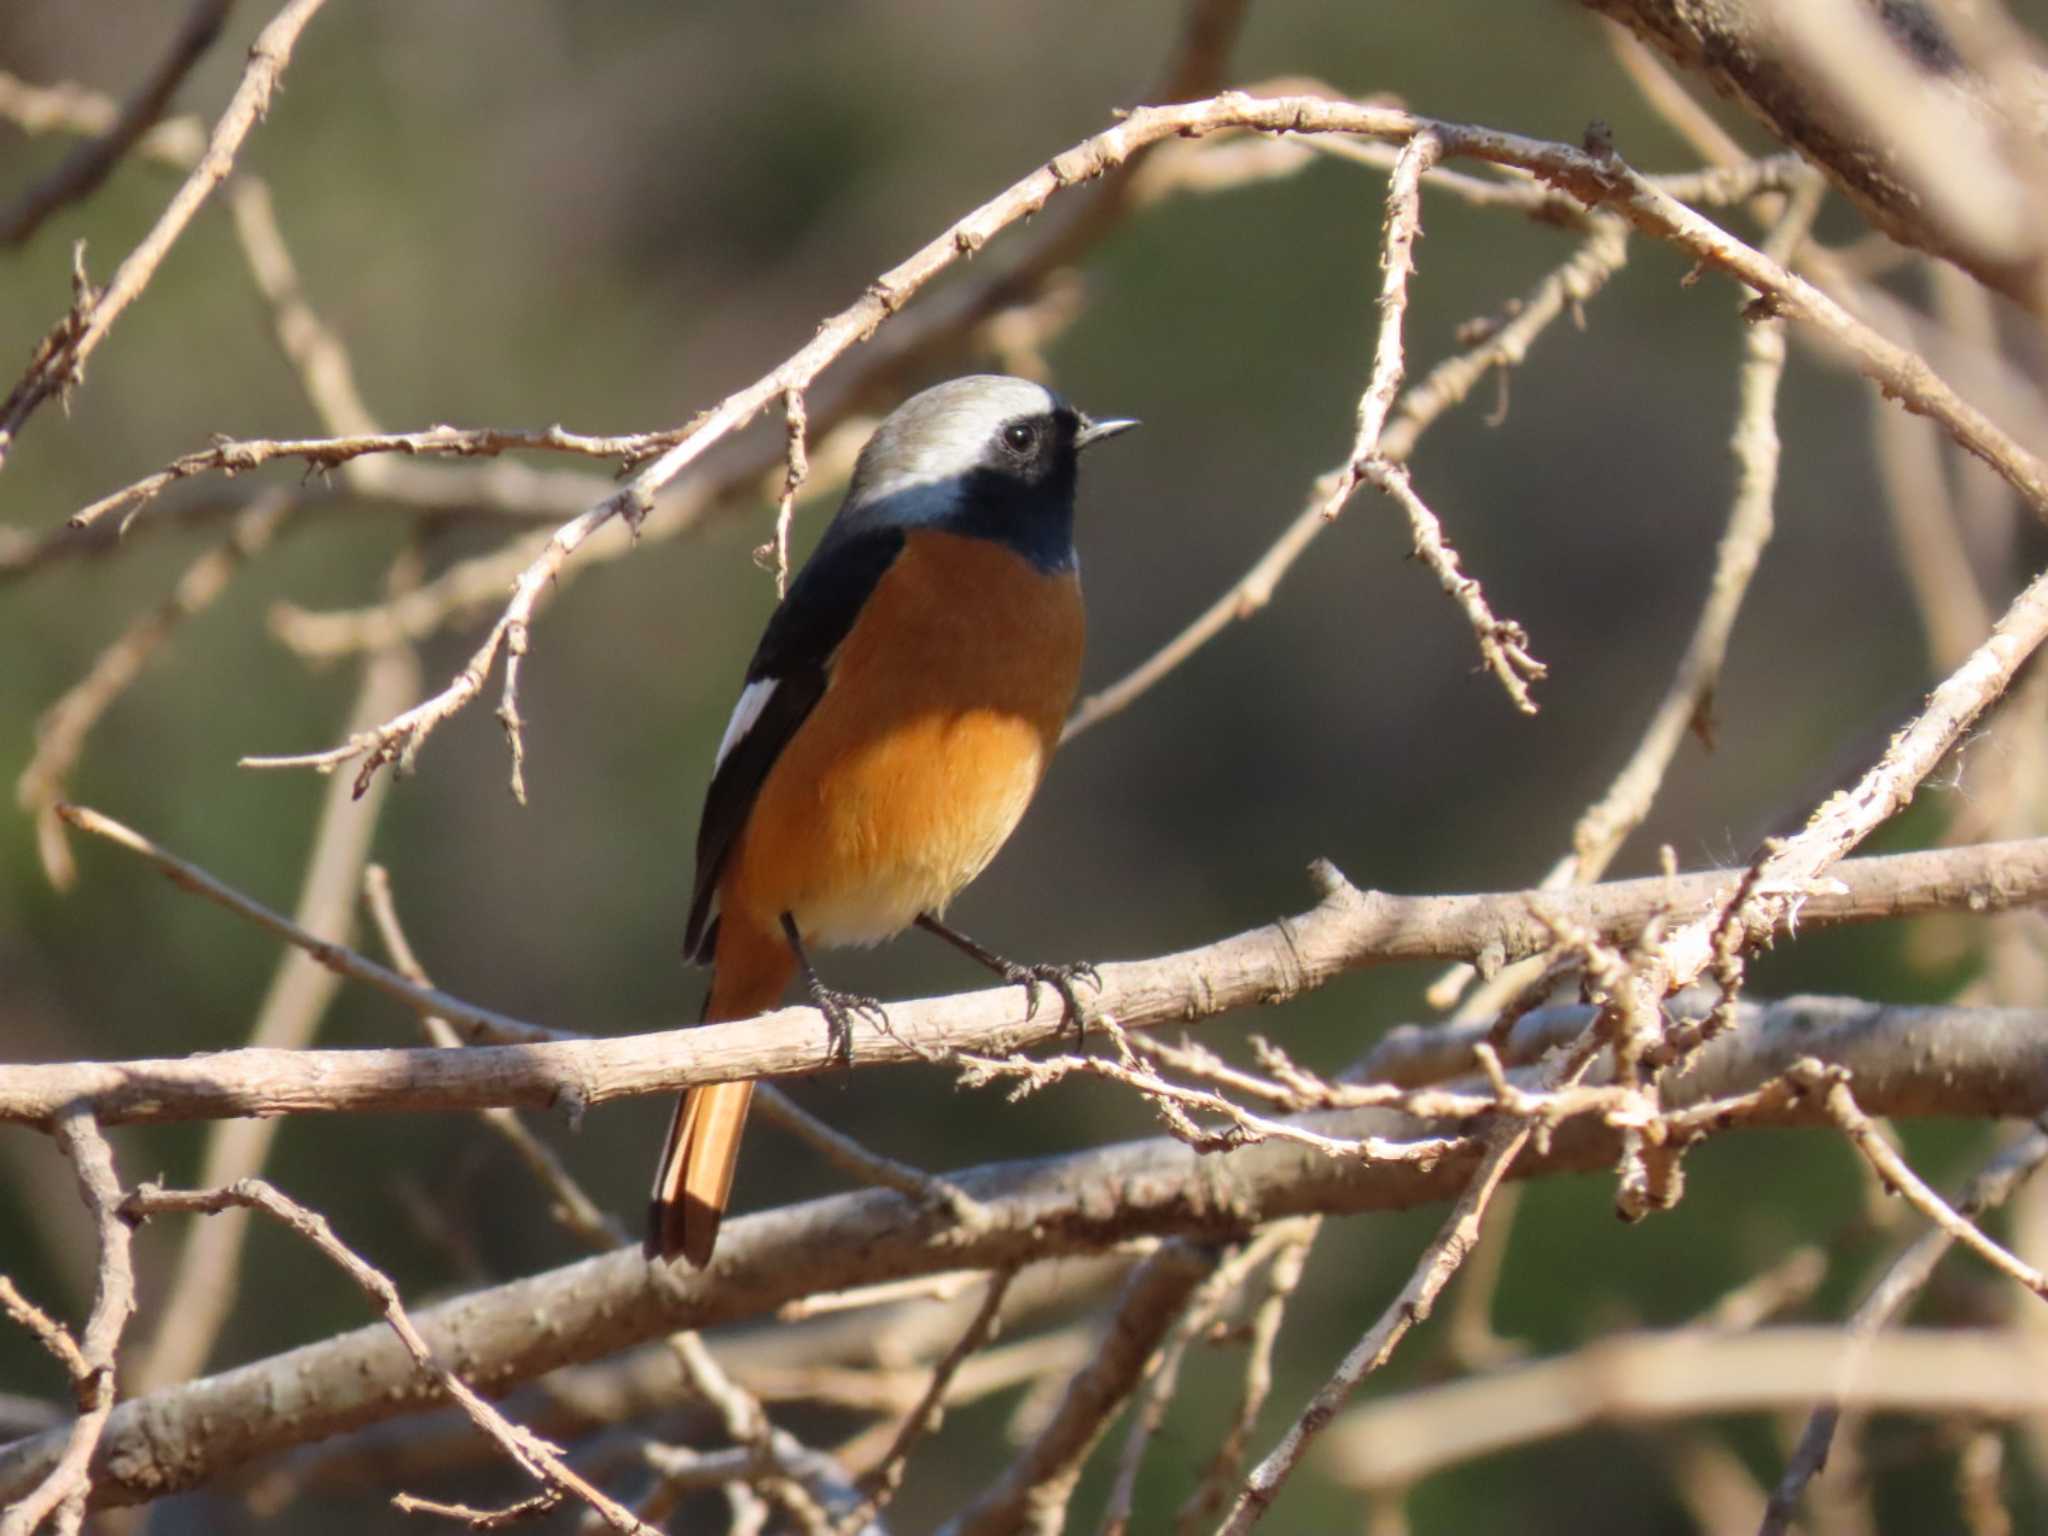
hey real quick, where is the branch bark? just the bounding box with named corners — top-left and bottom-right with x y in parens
top-left (12, 836), bottom-right (2048, 1127)
top-left (1585, 0), bottom-right (2048, 309)
top-left (4, 991), bottom-right (2046, 1509)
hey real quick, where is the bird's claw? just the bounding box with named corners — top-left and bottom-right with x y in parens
top-left (1005, 959), bottom-right (1098, 1043)
top-left (812, 985), bottom-right (891, 1066)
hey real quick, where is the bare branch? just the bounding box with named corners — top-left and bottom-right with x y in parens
top-left (126, 1177), bottom-right (658, 1534)
top-left (0, 0), bottom-right (230, 245)
top-left (269, 1257), bottom-right (1130, 1505)
top-left (4, 995), bottom-right (2046, 1511)
top-left (26, 803), bottom-right (2048, 1126)
top-left (129, 636), bottom-right (417, 1393)
top-left (941, 1244), bottom-right (1218, 1536)
top-left (1326, 129), bottom-right (1439, 497)
top-left (1798, 1063), bottom-right (2045, 1298)
top-left (225, 172), bottom-right (381, 438)
top-left (231, 90), bottom-right (2048, 794)
top-left (69, 424), bottom-right (676, 534)
top-left (1067, 213), bottom-right (1626, 742)
top-left (16, 493), bottom-right (290, 889)
top-left (0, 1109), bottom-right (135, 1536)
top-left (844, 1267), bottom-right (1016, 1532)
top-left (1586, 0), bottom-right (2048, 308)
top-left (0, 0), bottom-right (335, 469)
top-left (660, 1330), bottom-right (838, 1532)
top-left (1218, 1118), bottom-right (1533, 1533)
top-left (1319, 1326), bottom-right (2048, 1491)
top-left (760, 389), bottom-right (809, 599)
top-left (47, 802), bottom-right (576, 1063)
top-left (1363, 460), bottom-right (1545, 711)
top-left (1761, 1122), bottom-right (2048, 1532)
top-left (1427, 171), bottom-right (1821, 1012)
top-left (361, 865), bottom-right (626, 1253)
top-left (0, 1278), bottom-right (87, 1381)
top-left (0, 70), bottom-right (205, 172)
top-left (753, 1088), bottom-right (992, 1235)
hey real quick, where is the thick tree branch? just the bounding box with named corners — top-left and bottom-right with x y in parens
top-left (3, 991), bottom-right (2046, 1509)
top-left (13, 828), bottom-right (2048, 1127)
top-left (1585, 0), bottom-right (2048, 309)
top-left (1318, 1326), bottom-right (2048, 1490)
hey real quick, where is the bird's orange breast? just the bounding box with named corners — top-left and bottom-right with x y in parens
top-left (720, 529), bottom-right (1084, 948)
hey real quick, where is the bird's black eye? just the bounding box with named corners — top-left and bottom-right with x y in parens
top-left (1001, 420), bottom-right (1040, 456)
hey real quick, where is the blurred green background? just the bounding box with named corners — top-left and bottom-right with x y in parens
top-left (4, 2), bottom-right (2045, 1530)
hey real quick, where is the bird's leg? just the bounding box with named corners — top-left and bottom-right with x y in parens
top-left (914, 913), bottom-right (1097, 1041)
top-left (781, 913), bottom-right (889, 1064)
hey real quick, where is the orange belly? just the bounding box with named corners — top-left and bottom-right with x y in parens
top-left (720, 530), bottom-right (1084, 948)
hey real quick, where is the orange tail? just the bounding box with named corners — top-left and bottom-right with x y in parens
top-left (647, 915), bottom-right (796, 1266)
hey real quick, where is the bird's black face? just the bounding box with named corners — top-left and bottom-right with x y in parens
top-left (979, 405), bottom-right (1079, 492)
top-left (956, 407), bottom-right (1083, 568)
top-left (831, 375), bottom-right (1136, 574)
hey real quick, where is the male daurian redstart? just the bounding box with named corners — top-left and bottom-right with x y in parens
top-left (647, 375), bottom-right (1136, 1266)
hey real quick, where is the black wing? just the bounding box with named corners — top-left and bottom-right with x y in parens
top-left (683, 527), bottom-right (907, 962)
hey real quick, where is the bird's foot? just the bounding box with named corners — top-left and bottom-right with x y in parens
top-left (912, 914), bottom-right (1098, 1045)
top-left (1000, 958), bottom-right (1099, 1044)
top-left (809, 983), bottom-right (891, 1066)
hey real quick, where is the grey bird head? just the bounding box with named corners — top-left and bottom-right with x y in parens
top-left (832, 375), bottom-right (1137, 572)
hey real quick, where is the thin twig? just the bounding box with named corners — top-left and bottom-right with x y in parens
top-left (0, 0), bottom-right (334, 470)
top-left (263, 418), bottom-right (863, 661)
top-left (126, 1177), bottom-right (658, 1534)
top-left (52, 801), bottom-right (574, 1054)
top-left (1760, 1125), bottom-right (2048, 1529)
top-left (1427, 168), bottom-right (1821, 1013)
top-left (1602, 19), bottom-right (1753, 175)
top-left (16, 493), bottom-right (290, 889)
top-left (0, 1108), bottom-right (136, 1536)
top-left (1317, 1325), bottom-right (2048, 1491)
top-left (393, 1489), bottom-right (564, 1529)
top-left (1180, 1222), bottom-right (1318, 1529)
top-left (1308, 129), bottom-right (1543, 713)
top-left (1797, 1063), bottom-right (2046, 1298)
top-left (0, 0), bottom-right (231, 245)
top-left (941, 1243), bottom-right (1219, 1536)
top-left (1216, 1117), bottom-right (1533, 1534)
top-left (1323, 129), bottom-right (1441, 506)
top-left (1065, 214), bottom-right (1626, 741)
top-left (129, 632), bottom-right (417, 1394)
top-left (226, 171), bottom-right (380, 436)
top-left (0, 1277), bottom-right (87, 1379)
top-left (660, 1329), bottom-right (838, 1533)
top-left (1640, 554), bottom-right (2048, 1045)
top-left (1364, 460), bottom-right (1544, 710)
top-left (0, 70), bottom-right (205, 172)
top-left (361, 865), bottom-right (626, 1252)
top-left (754, 1087), bottom-right (991, 1234)
top-left (1098, 1220), bottom-right (1318, 1536)
top-left (70, 424), bottom-right (677, 533)
top-left (760, 389), bottom-right (809, 598)
top-left (232, 91), bottom-right (2048, 795)
top-left (841, 1267), bottom-right (1017, 1533)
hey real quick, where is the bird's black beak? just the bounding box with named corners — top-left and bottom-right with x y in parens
top-left (1075, 415), bottom-right (1139, 451)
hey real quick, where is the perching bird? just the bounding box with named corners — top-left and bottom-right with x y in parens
top-left (647, 374), bottom-right (1137, 1267)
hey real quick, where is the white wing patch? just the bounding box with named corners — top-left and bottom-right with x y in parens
top-left (713, 678), bottom-right (778, 772)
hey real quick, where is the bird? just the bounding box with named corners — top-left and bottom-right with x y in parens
top-left (646, 374), bottom-right (1137, 1267)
